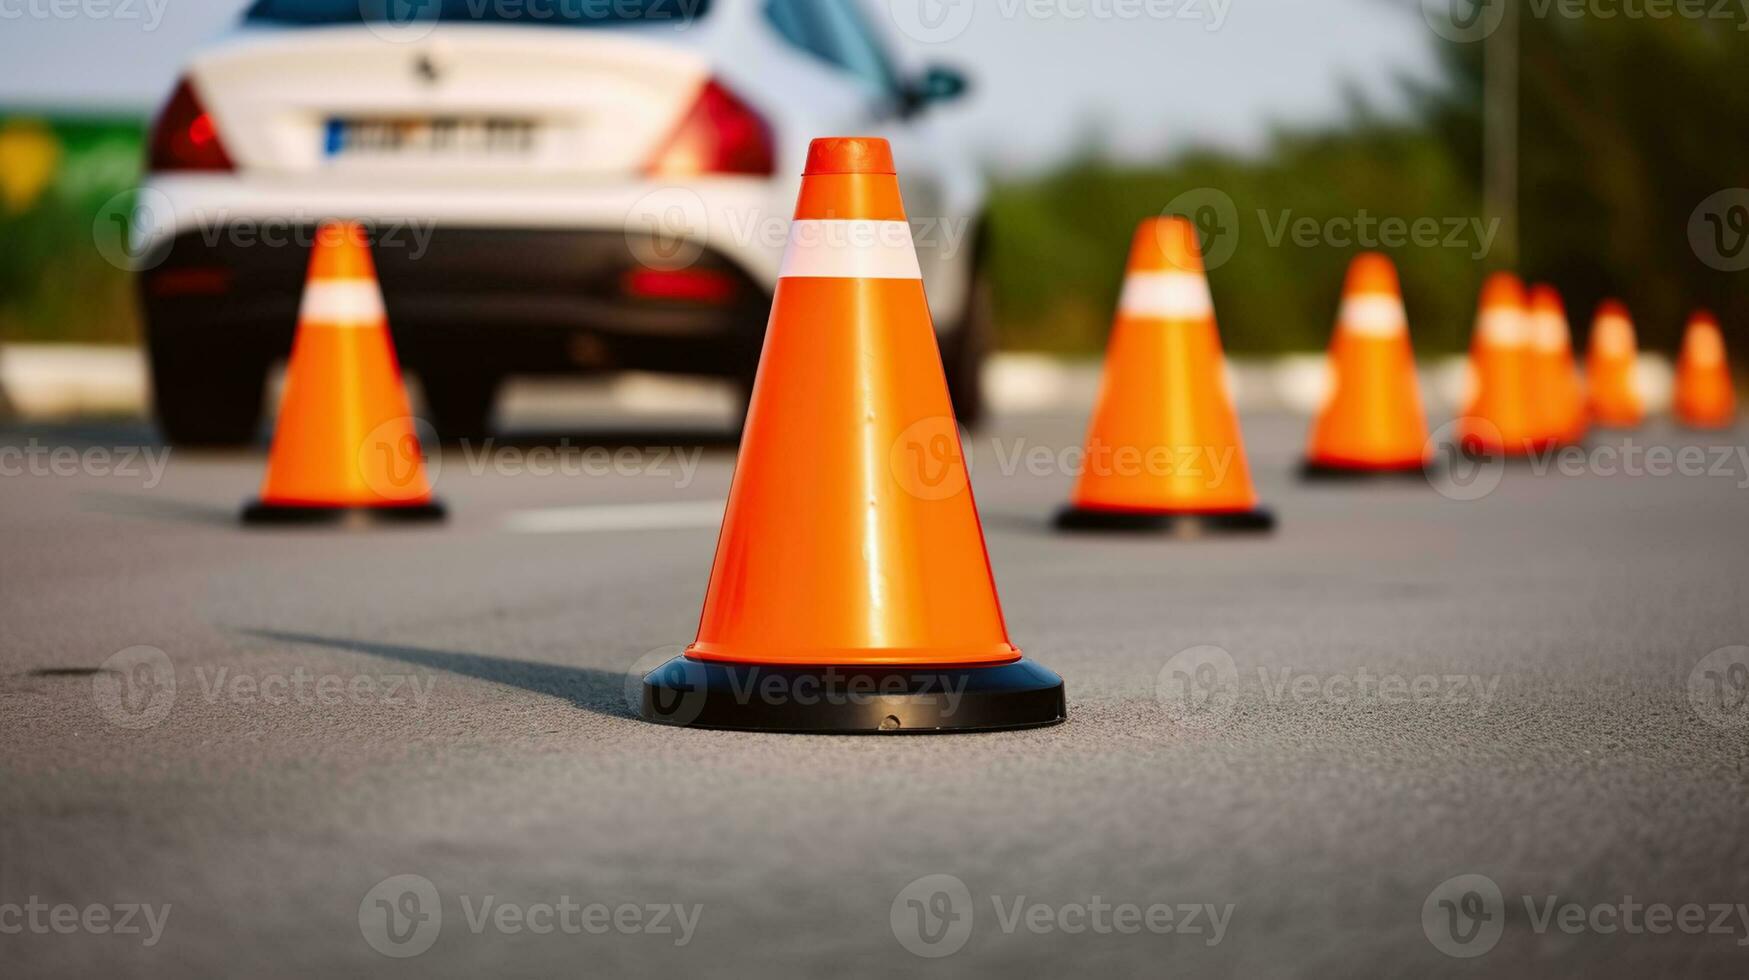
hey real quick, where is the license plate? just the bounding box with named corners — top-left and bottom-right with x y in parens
top-left (324, 117), bottom-right (537, 157)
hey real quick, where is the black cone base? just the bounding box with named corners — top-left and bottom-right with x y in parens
top-left (640, 656), bottom-right (1065, 734)
top-left (241, 499), bottom-right (447, 526)
top-left (1054, 505), bottom-right (1274, 536)
top-left (1300, 460), bottom-right (1434, 482)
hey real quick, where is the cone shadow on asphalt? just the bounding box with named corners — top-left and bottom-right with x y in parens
top-left (241, 629), bottom-right (638, 721)
top-left (78, 490), bottom-right (238, 528)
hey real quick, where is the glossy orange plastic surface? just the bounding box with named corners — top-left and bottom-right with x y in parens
top-left (1674, 311), bottom-right (1738, 429)
top-left (256, 221), bottom-right (434, 508)
top-left (1459, 273), bottom-right (1539, 456)
top-left (1525, 284), bottom-right (1589, 447)
top-left (1585, 299), bottom-right (1644, 428)
top-left (1068, 217), bottom-right (1261, 514)
top-left (1305, 253), bottom-right (1430, 469)
top-left (686, 138), bottom-right (1017, 668)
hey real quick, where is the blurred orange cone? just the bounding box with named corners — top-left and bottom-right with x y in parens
top-left (1055, 217), bottom-right (1272, 534)
top-left (1524, 285), bottom-right (1589, 448)
top-left (242, 221), bottom-right (444, 525)
top-left (640, 137), bottom-right (1064, 733)
top-left (1302, 252), bottom-right (1431, 478)
top-left (1674, 310), bottom-right (1738, 429)
top-left (1459, 273), bottom-right (1538, 457)
top-left (1585, 299), bottom-right (1644, 428)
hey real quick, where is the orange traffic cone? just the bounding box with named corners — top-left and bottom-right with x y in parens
top-left (1302, 252), bottom-right (1431, 478)
top-left (1674, 310), bottom-right (1738, 429)
top-left (1525, 284), bottom-right (1588, 448)
top-left (1585, 299), bottom-right (1644, 428)
top-left (1053, 217), bottom-right (1272, 534)
top-left (242, 221), bottom-right (444, 525)
top-left (640, 138), bottom-right (1063, 733)
top-left (1459, 273), bottom-right (1538, 456)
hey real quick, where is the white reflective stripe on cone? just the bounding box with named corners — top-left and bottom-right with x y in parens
top-left (299, 281), bottom-right (386, 325)
top-left (1118, 272), bottom-right (1214, 319)
top-left (1338, 295), bottom-right (1409, 338)
top-left (779, 220), bottom-right (922, 280)
top-left (1530, 313), bottom-right (1571, 352)
top-left (1477, 309), bottom-right (1527, 347)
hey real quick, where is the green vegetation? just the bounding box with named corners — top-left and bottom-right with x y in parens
top-left (990, 12), bottom-right (1749, 356)
top-left (0, 117), bottom-right (144, 344)
top-left (986, 121), bottom-right (1483, 355)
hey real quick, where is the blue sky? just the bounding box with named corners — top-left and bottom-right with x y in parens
top-left (0, 0), bottom-right (1440, 172)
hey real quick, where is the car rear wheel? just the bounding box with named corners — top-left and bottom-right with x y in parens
top-left (148, 331), bottom-right (269, 447)
top-left (943, 264), bottom-right (993, 429)
top-left (421, 367), bottom-right (502, 445)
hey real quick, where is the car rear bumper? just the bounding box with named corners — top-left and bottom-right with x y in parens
top-left (139, 223), bottom-right (771, 377)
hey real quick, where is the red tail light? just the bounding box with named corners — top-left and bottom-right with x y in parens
top-left (149, 79), bottom-right (234, 172)
top-left (622, 267), bottom-right (738, 305)
top-left (645, 79), bottom-right (775, 178)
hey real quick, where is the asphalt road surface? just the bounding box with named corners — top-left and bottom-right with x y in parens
top-left (3, 407), bottom-right (1748, 978)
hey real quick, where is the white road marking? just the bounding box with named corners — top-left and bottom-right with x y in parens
top-left (504, 500), bottom-right (724, 535)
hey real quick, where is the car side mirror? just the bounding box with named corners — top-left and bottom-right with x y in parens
top-left (904, 65), bottom-right (970, 114)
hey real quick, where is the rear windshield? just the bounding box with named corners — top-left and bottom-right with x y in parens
top-left (246, 0), bottom-right (709, 27)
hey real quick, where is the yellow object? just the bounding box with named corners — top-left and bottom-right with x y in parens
top-left (0, 119), bottom-right (62, 215)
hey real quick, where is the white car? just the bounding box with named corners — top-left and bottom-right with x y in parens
top-left (137, 0), bottom-right (989, 445)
